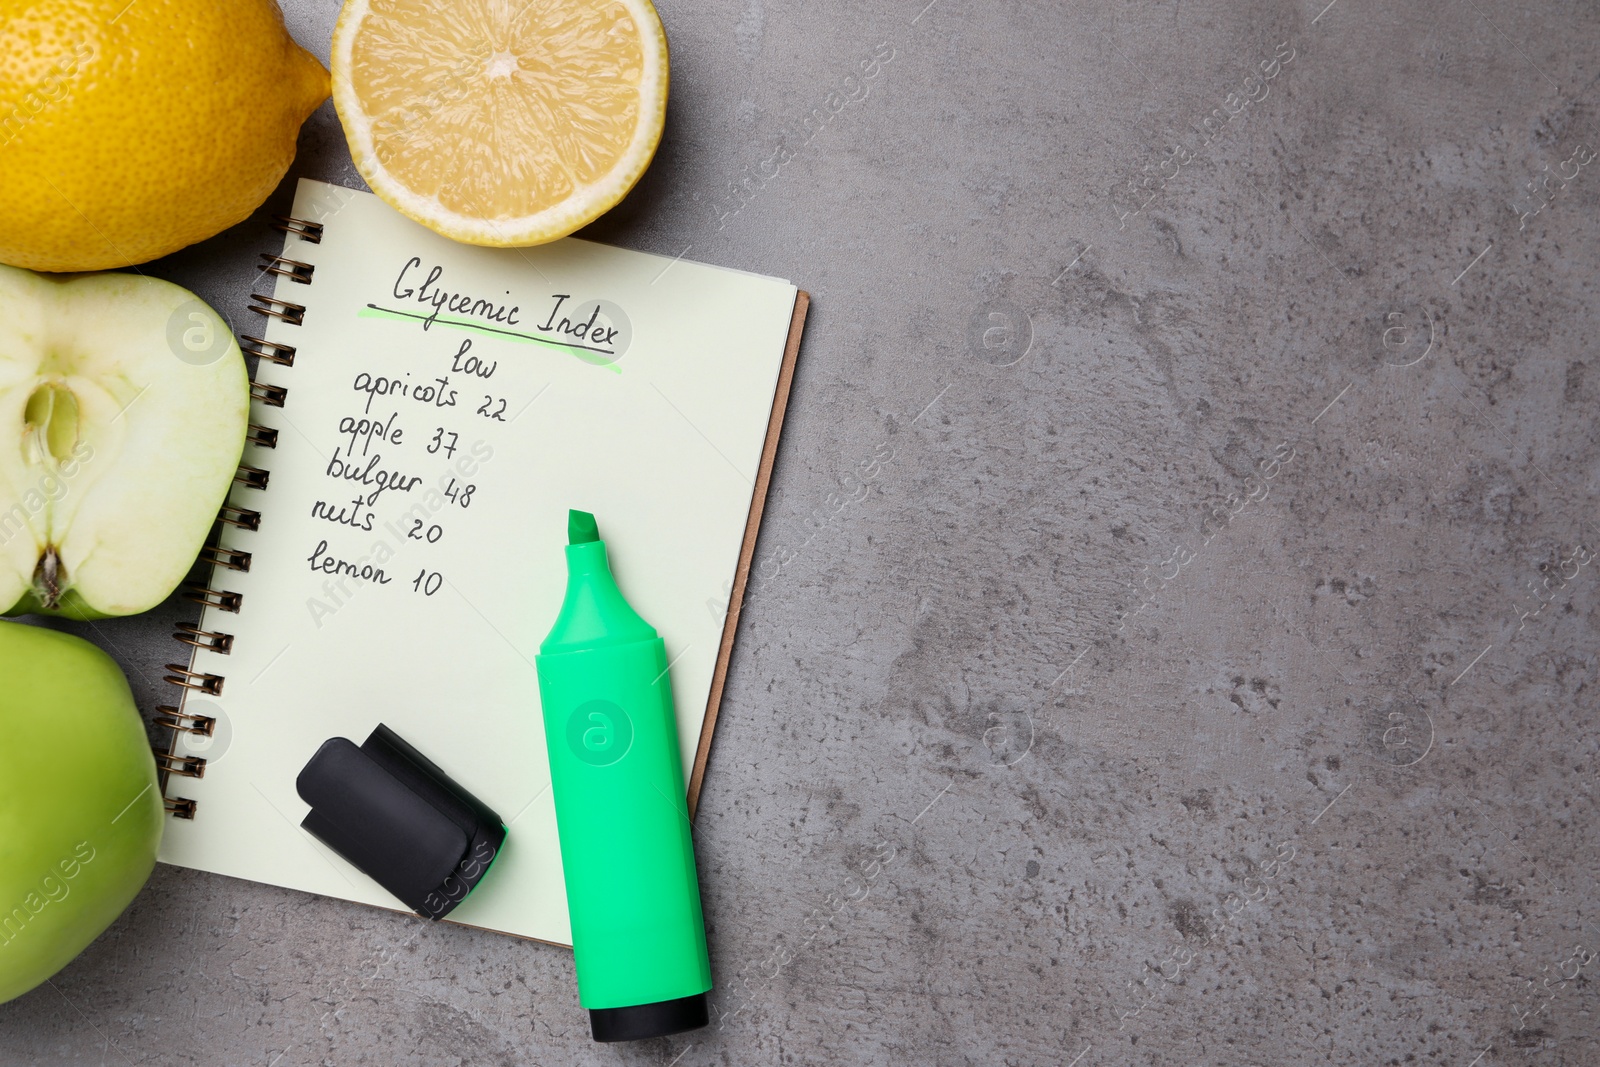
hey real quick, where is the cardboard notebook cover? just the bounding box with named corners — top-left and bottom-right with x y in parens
top-left (157, 179), bottom-right (812, 947)
top-left (689, 288), bottom-right (808, 814)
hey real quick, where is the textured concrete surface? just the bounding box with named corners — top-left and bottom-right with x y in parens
top-left (4, 0), bottom-right (1600, 1064)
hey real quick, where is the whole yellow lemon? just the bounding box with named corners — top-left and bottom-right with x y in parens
top-left (0, 0), bottom-right (329, 272)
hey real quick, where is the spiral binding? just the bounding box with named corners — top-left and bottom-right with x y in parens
top-left (183, 583), bottom-right (242, 612)
top-left (258, 253), bottom-right (315, 284)
top-left (250, 382), bottom-right (288, 407)
top-left (165, 664), bottom-right (224, 695)
top-left (198, 544), bottom-right (252, 572)
top-left (158, 214), bottom-right (317, 820)
top-left (173, 623), bottom-right (234, 653)
top-left (271, 215), bottom-right (324, 243)
top-left (234, 464), bottom-right (270, 490)
top-left (217, 505), bottom-right (261, 531)
top-left (249, 295), bottom-right (305, 325)
top-left (246, 423), bottom-right (279, 449)
top-left (154, 705), bottom-right (217, 734)
top-left (241, 335), bottom-right (296, 366)
top-left (155, 752), bottom-right (206, 778)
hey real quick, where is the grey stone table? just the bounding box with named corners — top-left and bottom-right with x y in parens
top-left (5, 0), bottom-right (1599, 1064)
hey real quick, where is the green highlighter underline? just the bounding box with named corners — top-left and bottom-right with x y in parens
top-left (358, 304), bottom-right (623, 373)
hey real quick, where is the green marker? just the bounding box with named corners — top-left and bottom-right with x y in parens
top-left (535, 510), bottom-right (712, 1042)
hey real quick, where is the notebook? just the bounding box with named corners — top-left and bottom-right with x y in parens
top-left (157, 178), bottom-right (807, 946)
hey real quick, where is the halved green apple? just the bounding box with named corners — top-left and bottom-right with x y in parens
top-left (0, 265), bottom-right (248, 618)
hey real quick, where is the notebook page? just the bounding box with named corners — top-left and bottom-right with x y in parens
top-left (159, 179), bottom-right (798, 944)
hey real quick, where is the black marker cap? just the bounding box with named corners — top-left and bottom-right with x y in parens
top-left (297, 724), bottom-right (506, 919)
top-left (589, 992), bottom-right (709, 1042)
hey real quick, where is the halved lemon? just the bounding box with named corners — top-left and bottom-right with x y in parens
top-left (331, 0), bottom-right (669, 246)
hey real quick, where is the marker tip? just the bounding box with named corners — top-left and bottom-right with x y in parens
top-left (568, 510), bottom-right (600, 545)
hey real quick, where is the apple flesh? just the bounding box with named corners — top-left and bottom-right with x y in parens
top-left (0, 620), bottom-right (163, 1004)
top-left (0, 265), bottom-right (248, 618)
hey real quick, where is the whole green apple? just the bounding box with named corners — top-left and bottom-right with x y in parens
top-left (0, 620), bottom-right (162, 1004)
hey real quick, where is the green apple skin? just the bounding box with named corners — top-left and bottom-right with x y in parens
top-left (0, 620), bottom-right (162, 1005)
top-left (5, 589), bottom-right (112, 622)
